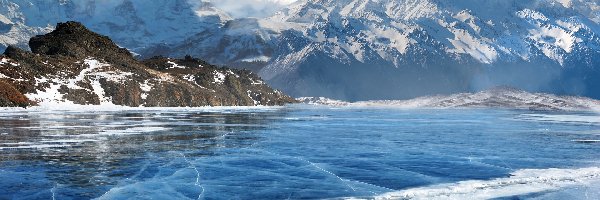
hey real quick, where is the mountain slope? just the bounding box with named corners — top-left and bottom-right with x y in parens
top-left (1, 0), bottom-right (599, 101)
top-left (0, 0), bottom-right (231, 53)
top-left (0, 21), bottom-right (294, 107)
top-left (256, 0), bottom-right (600, 100)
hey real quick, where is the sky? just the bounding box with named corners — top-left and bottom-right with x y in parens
top-left (210, 0), bottom-right (298, 18)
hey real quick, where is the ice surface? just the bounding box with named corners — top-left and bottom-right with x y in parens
top-left (1, 107), bottom-right (599, 199)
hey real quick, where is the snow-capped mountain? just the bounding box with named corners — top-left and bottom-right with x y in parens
top-left (256, 0), bottom-right (600, 100)
top-left (0, 0), bottom-right (231, 52)
top-left (1, 0), bottom-right (599, 101)
top-left (0, 21), bottom-right (294, 107)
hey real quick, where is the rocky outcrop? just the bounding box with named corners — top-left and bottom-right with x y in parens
top-left (0, 21), bottom-right (295, 107)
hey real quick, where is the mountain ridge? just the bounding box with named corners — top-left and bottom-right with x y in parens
top-left (0, 21), bottom-right (295, 107)
top-left (0, 0), bottom-right (599, 101)
top-left (298, 86), bottom-right (600, 111)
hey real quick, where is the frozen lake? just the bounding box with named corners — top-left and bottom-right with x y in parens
top-left (1, 106), bottom-right (599, 199)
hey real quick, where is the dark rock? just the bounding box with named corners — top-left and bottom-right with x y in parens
top-left (29, 21), bottom-right (132, 60)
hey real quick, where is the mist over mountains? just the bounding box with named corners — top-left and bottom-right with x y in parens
top-left (0, 0), bottom-right (599, 101)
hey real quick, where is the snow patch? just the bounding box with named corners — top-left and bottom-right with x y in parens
top-left (213, 71), bottom-right (226, 84)
top-left (182, 74), bottom-right (212, 91)
top-left (167, 61), bottom-right (186, 69)
top-left (241, 56), bottom-right (271, 63)
top-left (247, 90), bottom-right (260, 105)
top-left (529, 25), bottom-right (578, 54)
top-left (516, 9), bottom-right (549, 21)
top-left (368, 167), bottom-right (600, 200)
top-left (250, 78), bottom-right (264, 85)
top-left (0, 58), bottom-right (19, 66)
top-left (369, 25), bottom-right (415, 54)
top-left (554, 0), bottom-right (573, 8)
top-left (66, 59), bottom-right (109, 90)
top-left (26, 58), bottom-right (131, 105)
top-left (182, 74), bottom-right (196, 83)
top-left (139, 80), bottom-right (153, 101)
top-left (447, 28), bottom-right (498, 64)
top-left (296, 97), bottom-right (350, 106)
top-left (226, 70), bottom-right (240, 78)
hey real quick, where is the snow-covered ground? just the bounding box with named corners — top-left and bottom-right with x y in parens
top-left (368, 167), bottom-right (600, 200)
top-left (298, 88), bottom-right (600, 111)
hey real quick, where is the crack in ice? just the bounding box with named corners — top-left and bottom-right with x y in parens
top-left (294, 156), bottom-right (357, 192)
top-left (50, 183), bottom-right (58, 200)
top-left (180, 153), bottom-right (205, 200)
top-left (239, 147), bottom-right (392, 194)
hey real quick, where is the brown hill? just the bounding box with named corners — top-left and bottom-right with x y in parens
top-left (0, 21), bottom-right (295, 107)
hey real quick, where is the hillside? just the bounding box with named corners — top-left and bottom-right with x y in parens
top-left (0, 22), bottom-right (295, 107)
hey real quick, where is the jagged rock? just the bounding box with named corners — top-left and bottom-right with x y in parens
top-left (0, 21), bottom-right (296, 107)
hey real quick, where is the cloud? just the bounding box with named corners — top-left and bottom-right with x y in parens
top-left (208, 0), bottom-right (297, 18)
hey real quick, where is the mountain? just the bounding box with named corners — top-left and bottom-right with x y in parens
top-left (0, 21), bottom-right (295, 107)
top-left (256, 0), bottom-right (600, 100)
top-left (1, 0), bottom-right (599, 101)
top-left (0, 0), bottom-right (231, 53)
top-left (298, 87), bottom-right (600, 111)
